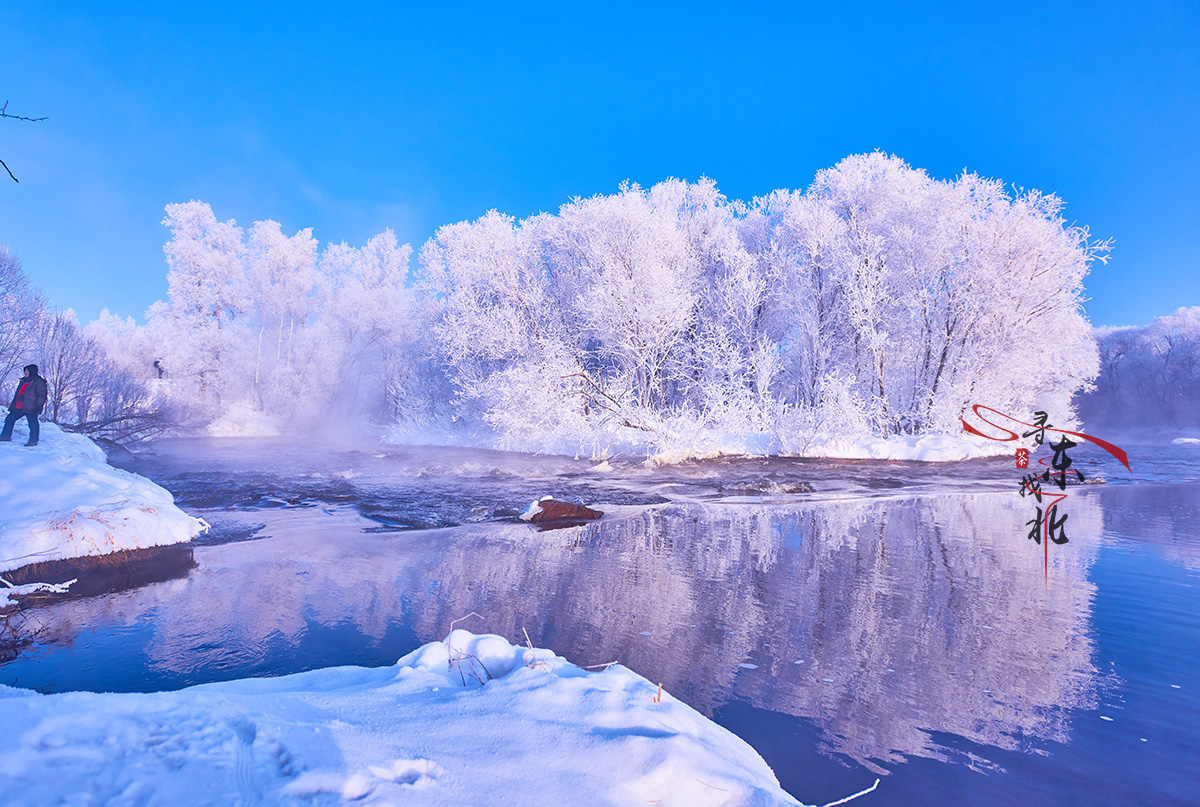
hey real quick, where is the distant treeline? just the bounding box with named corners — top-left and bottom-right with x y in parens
top-left (1075, 307), bottom-right (1200, 433)
top-left (4, 153), bottom-right (1152, 452)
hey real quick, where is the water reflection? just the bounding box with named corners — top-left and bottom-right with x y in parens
top-left (1097, 482), bottom-right (1200, 571)
top-left (2, 493), bottom-right (1106, 771)
top-left (407, 494), bottom-right (1103, 770)
top-left (0, 511), bottom-right (427, 688)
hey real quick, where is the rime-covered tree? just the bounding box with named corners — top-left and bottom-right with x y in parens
top-left (245, 220), bottom-right (319, 412)
top-left (125, 203), bottom-right (416, 431)
top-left (150, 201), bottom-right (248, 415)
top-left (410, 154), bottom-right (1105, 455)
top-left (95, 154), bottom-right (1110, 453)
top-left (0, 245), bottom-right (44, 389)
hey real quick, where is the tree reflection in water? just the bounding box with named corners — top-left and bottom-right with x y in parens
top-left (3, 491), bottom-right (1106, 772)
top-left (408, 494), bottom-right (1103, 770)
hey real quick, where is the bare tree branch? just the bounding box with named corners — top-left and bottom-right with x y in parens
top-left (0, 101), bottom-right (48, 123)
top-left (1, 101), bottom-right (48, 183)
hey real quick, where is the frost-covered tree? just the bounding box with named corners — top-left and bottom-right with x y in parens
top-left (245, 220), bottom-right (319, 413)
top-left (411, 154), bottom-right (1105, 455)
top-left (318, 230), bottom-right (415, 422)
top-left (89, 154), bottom-right (1108, 452)
top-left (1, 249), bottom-right (172, 444)
top-left (119, 203), bottom-right (416, 433)
top-left (149, 201), bottom-right (249, 416)
top-left (0, 245), bottom-right (44, 390)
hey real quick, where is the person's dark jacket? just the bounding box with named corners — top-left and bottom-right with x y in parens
top-left (9, 374), bottom-right (48, 416)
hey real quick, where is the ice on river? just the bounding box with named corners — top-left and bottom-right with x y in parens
top-left (0, 422), bottom-right (206, 575)
top-left (0, 630), bottom-right (809, 806)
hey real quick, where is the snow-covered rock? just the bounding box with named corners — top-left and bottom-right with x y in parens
top-left (519, 496), bottom-right (604, 525)
top-left (0, 421), bottom-right (206, 573)
top-left (0, 631), bottom-right (812, 806)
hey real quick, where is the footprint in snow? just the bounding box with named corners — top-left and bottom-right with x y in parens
top-left (227, 718), bottom-right (261, 806)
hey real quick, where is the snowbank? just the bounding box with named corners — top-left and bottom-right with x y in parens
top-left (0, 421), bottom-right (206, 573)
top-left (0, 631), bottom-right (817, 806)
top-left (641, 430), bottom-right (1012, 464)
top-left (794, 432), bottom-right (1012, 462)
top-left (389, 420), bottom-right (1014, 464)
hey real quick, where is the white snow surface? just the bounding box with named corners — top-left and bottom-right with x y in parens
top-left (645, 430), bottom-right (1011, 464)
top-left (519, 495), bottom-right (554, 521)
top-left (1171, 437), bottom-right (1200, 445)
top-left (0, 578), bottom-right (76, 609)
top-left (390, 422), bottom-right (1013, 464)
top-left (0, 630), bottom-right (806, 806)
top-left (795, 432), bottom-right (1012, 462)
top-left (0, 421), bottom-right (206, 573)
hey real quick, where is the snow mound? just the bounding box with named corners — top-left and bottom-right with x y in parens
top-left (0, 421), bottom-right (206, 573)
top-left (0, 630), bottom-right (809, 806)
top-left (1171, 437), bottom-right (1200, 446)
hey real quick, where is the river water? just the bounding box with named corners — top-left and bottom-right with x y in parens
top-left (2, 438), bottom-right (1198, 806)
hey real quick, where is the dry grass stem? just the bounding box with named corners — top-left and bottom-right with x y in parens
top-left (444, 613), bottom-right (493, 686)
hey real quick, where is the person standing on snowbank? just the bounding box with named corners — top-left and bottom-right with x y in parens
top-left (0, 364), bottom-right (49, 447)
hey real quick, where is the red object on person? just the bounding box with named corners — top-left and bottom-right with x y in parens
top-left (1015, 448), bottom-right (1030, 468)
top-left (14, 382), bottom-right (29, 410)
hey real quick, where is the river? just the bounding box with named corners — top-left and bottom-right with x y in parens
top-left (2, 438), bottom-right (1197, 806)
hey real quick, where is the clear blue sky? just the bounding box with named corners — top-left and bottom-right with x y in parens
top-left (2, 1), bottom-right (1196, 327)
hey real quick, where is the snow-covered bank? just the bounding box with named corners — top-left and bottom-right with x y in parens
top-left (637, 429), bottom-right (1014, 464)
top-left (0, 630), bottom-right (843, 806)
top-left (0, 421), bottom-right (206, 574)
top-left (388, 421), bottom-right (1013, 464)
top-left (793, 432), bottom-right (1011, 462)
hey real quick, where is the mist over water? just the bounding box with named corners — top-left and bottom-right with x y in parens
top-left (3, 439), bottom-right (1199, 806)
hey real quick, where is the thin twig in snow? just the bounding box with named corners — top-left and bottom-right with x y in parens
top-left (448, 612), bottom-right (484, 634)
top-left (444, 613), bottom-right (493, 686)
top-left (814, 778), bottom-right (881, 807)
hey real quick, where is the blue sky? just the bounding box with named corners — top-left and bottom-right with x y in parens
top-left (2, 1), bottom-right (1196, 327)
